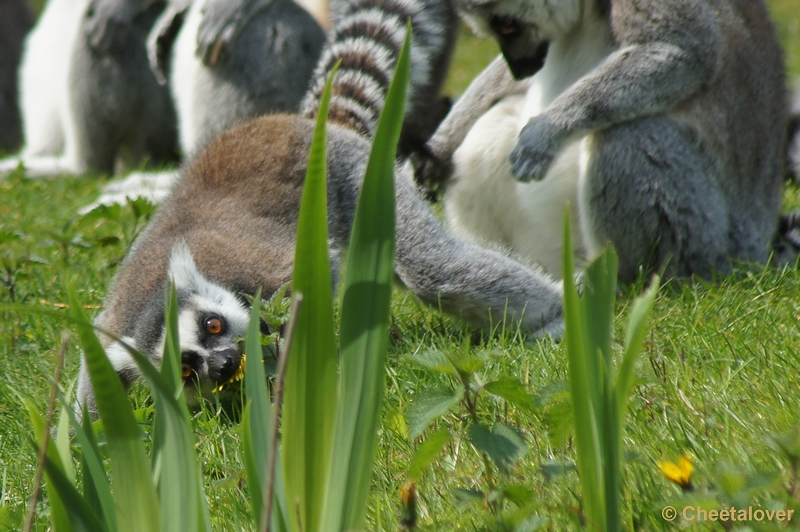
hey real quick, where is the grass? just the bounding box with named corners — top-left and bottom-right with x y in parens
top-left (2, 2), bottom-right (800, 530)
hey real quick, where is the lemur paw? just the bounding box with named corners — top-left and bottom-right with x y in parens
top-left (84, 0), bottom-right (134, 53)
top-left (509, 115), bottom-right (563, 182)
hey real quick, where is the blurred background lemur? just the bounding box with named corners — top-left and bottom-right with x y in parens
top-left (76, 0), bottom-right (564, 413)
top-left (0, 0), bottom-right (179, 178)
top-left (417, 0), bottom-right (791, 281)
top-left (0, 0), bottom-right (34, 155)
top-left (85, 0), bottom-right (329, 207)
top-left (0, 0), bottom-right (328, 187)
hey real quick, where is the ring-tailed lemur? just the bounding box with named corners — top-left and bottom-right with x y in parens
top-left (83, 0), bottom-right (329, 209)
top-left (0, 0), bottom-right (33, 154)
top-left (0, 0), bottom-right (178, 178)
top-left (417, 0), bottom-right (789, 280)
top-left (76, 0), bottom-right (562, 414)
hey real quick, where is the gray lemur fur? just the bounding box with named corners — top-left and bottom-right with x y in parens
top-left (789, 84), bottom-right (800, 182)
top-left (0, 0), bottom-right (34, 154)
top-left (0, 0), bottom-right (177, 178)
top-left (161, 0), bottom-right (327, 152)
top-left (76, 0), bottom-right (562, 414)
top-left (419, 0), bottom-right (789, 281)
top-left (84, 0), bottom-right (327, 208)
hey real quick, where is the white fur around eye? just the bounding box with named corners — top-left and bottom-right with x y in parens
top-left (167, 242), bottom-right (250, 342)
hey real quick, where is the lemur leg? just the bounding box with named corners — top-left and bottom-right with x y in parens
top-left (394, 164), bottom-right (563, 335)
top-left (580, 116), bottom-right (730, 281)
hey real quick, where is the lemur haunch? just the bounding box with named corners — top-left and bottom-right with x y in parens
top-left (0, 0), bottom-right (34, 154)
top-left (0, 0), bottom-right (178, 178)
top-left (420, 0), bottom-right (788, 280)
top-left (76, 0), bottom-right (562, 413)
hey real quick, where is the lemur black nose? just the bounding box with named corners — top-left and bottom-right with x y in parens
top-left (209, 348), bottom-right (242, 383)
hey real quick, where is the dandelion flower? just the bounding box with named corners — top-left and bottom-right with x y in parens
top-left (212, 354), bottom-right (247, 393)
top-left (658, 454), bottom-right (694, 491)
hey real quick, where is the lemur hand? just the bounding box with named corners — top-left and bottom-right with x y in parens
top-left (196, 0), bottom-right (249, 66)
top-left (84, 0), bottom-right (136, 53)
top-left (147, 5), bottom-right (185, 84)
top-left (410, 144), bottom-right (455, 191)
top-left (509, 115), bottom-right (565, 182)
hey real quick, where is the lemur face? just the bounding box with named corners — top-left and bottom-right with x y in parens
top-left (456, 0), bottom-right (584, 79)
top-left (166, 243), bottom-right (250, 396)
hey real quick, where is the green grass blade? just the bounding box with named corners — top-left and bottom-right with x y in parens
top-left (561, 211), bottom-right (605, 530)
top-left (322, 28), bottom-right (409, 532)
top-left (67, 283), bottom-right (160, 532)
top-left (282, 65), bottom-right (340, 532)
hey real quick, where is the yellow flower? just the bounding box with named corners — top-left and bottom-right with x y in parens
top-left (212, 353), bottom-right (247, 393)
top-left (658, 454), bottom-right (694, 490)
top-left (399, 482), bottom-right (417, 530)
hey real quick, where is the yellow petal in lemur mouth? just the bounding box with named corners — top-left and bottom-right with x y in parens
top-left (212, 354), bottom-right (247, 393)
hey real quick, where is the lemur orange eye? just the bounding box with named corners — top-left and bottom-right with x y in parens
top-left (181, 363), bottom-right (193, 378)
top-left (205, 316), bottom-right (223, 335)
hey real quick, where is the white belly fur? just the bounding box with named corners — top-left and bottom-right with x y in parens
top-left (171, 0), bottom-right (204, 155)
top-left (444, 13), bottom-right (615, 277)
top-left (445, 95), bottom-right (586, 278)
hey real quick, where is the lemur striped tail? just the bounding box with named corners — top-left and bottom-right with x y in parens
top-left (301, 0), bottom-right (457, 142)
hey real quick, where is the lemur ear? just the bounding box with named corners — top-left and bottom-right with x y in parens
top-left (168, 241), bottom-right (202, 291)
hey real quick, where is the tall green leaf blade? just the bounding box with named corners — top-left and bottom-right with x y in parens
top-left (616, 277), bottom-right (659, 429)
top-left (321, 26), bottom-right (410, 532)
top-left (54, 380), bottom-right (75, 485)
top-left (242, 400), bottom-right (287, 532)
top-left (23, 397), bottom-right (73, 532)
top-left (55, 395), bottom-right (116, 532)
top-left (134, 286), bottom-right (207, 532)
top-left (241, 402), bottom-right (261, 523)
top-left (282, 66), bottom-right (339, 532)
top-left (68, 284), bottom-right (160, 532)
top-left (580, 244), bottom-right (616, 439)
top-left (111, 299), bottom-right (208, 532)
top-left (561, 212), bottom-right (605, 530)
top-left (581, 246), bottom-right (620, 532)
top-left (239, 292), bottom-right (286, 531)
top-left (40, 454), bottom-right (107, 532)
